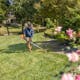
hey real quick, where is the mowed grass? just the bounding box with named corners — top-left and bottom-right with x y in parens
top-left (0, 33), bottom-right (68, 80)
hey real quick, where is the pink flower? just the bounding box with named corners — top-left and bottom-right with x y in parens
top-left (75, 75), bottom-right (80, 80)
top-left (66, 52), bottom-right (79, 62)
top-left (61, 73), bottom-right (74, 80)
top-left (66, 28), bottom-right (73, 39)
top-left (76, 50), bottom-right (80, 55)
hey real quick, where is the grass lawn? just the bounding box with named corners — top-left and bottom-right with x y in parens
top-left (0, 33), bottom-right (68, 80)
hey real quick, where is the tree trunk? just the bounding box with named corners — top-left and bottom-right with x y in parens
top-left (22, 25), bottom-right (24, 33)
top-left (21, 19), bottom-right (26, 33)
top-left (6, 26), bottom-right (10, 35)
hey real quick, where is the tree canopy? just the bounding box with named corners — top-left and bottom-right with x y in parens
top-left (0, 0), bottom-right (80, 30)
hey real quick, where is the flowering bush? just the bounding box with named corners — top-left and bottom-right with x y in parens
top-left (45, 26), bottom-right (80, 46)
top-left (61, 50), bottom-right (80, 80)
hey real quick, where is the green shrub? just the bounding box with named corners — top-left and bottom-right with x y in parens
top-left (55, 32), bottom-right (67, 39)
top-left (45, 18), bottom-right (54, 28)
top-left (44, 29), bottom-right (67, 40)
top-left (44, 28), bottom-right (54, 38)
top-left (61, 14), bottom-right (80, 31)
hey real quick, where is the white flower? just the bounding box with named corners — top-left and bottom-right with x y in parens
top-left (55, 26), bottom-right (62, 32)
top-left (66, 52), bottom-right (79, 62)
top-left (77, 65), bottom-right (80, 71)
top-left (61, 73), bottom-right (74, 80)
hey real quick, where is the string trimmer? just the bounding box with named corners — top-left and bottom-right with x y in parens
top-left (20, 34), bottom-right (47, 52)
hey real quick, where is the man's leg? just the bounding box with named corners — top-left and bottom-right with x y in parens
top-left (27, 38), bottom-right (32, 52)
top-left (25, 37), bottom-right (32, 52)
top-left (27, 42), bottom-right (32, 52)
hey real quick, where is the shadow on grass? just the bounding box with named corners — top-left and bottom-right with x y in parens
top-left (34, 40), bottom-right (78, 53)
top-left (0, 43), bottom-right (29, 53)
top-left (35, 40), bottom-right (65, 53)
top-left (0, 40), bottom-right (78, 54)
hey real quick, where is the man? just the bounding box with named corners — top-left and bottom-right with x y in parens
top-left (23, 22), bottom-right (34, 52)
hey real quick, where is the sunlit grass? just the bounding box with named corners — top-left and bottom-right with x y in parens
top-left (0, 33), bottom-right (68, 80)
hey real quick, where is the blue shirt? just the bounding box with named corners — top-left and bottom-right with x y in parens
top-left (23, 28), bottom-right (34, 37)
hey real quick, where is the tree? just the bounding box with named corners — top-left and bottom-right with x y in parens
top-left (13, 0), bottom-right (40, 22)
top-left (12, 0), bottom-right (41, 32)
top-left (39, 0), bottom-right (80, 30)
top-left (0, 0), bottom-right (14, 35)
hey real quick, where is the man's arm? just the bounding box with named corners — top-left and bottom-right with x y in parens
top-left (23, 29), bottom-right (26, 37)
